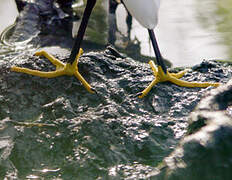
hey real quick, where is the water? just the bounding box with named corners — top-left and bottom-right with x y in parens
top-left (116, 0), bottom-right (232, 67)
top-left (0, 0), bottom-right (231, 67)
top-left (0, 0), bottom-right (18, 35)
top-left (157, 0), bottom-right (230, 67)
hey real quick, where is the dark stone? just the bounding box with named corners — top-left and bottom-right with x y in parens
top-left (151, 80), bottom-right (232, 180)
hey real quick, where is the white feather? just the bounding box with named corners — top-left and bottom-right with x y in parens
top-left (123, 0), bottom-right (160, 29)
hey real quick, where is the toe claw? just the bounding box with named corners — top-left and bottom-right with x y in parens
top-left (135, 92), bottom-right (143, 98)
top-left (90, 87), bottom-right (97, 94)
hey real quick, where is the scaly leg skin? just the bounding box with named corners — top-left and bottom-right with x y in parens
top-left (11, 49), bottom-right (95, 93)
top-left (138, 60), bottom-right (221, 98)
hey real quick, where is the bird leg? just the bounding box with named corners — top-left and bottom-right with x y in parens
top-left (138, 60), bottom-right (220, 98)
top-left (11, 48), bottom-right (95, 93)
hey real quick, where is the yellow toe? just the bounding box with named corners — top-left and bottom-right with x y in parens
top-left (11, 49), bottom-right (95, 93)
top-left (138, 61), bottom-right (220, 98)
top-left (34, 51), bottom-right (44, 56)
top-left (170, 69), bottom-right (188, 79)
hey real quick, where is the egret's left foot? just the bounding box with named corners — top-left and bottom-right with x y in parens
top-left (11, 49), bottom-right (95, 93)
top-left (138, 60), bottom-right (221, 98)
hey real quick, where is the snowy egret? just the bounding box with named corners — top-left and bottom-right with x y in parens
top-left (11, 0), bottom-right (220, 98)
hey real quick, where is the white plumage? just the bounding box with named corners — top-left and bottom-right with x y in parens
top-left (122, 0), bottom-right (160, 29)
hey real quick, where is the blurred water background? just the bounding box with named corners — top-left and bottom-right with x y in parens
top-left (0, 0), bottom-right (231, 67)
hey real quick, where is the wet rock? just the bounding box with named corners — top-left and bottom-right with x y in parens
top-left (0, 45), bottom-right (231, 179)
top-left (6, 0), bottom-right (73, 46)
top-left (151, 80), bottom-right (232, 180)
top-left (0, 118), bottom-right (19, 179)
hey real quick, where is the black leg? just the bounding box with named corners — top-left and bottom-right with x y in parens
top-left (108, 0), bottom-right (118, 44)
top-left (148, 29), bottom-right (167, 74)
top-left (68, 0), bottom-right (97, 64)
top-left (126, 12), bottom-right (132, 39)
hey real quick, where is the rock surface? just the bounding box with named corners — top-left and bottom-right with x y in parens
top-left (0, 45), bottom-right (231, 179)
top-left (149, 79), bottom-right (232, 180)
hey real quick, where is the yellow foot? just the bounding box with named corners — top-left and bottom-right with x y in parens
top-left (138, 60), bottom-right (221, 98)
top-left (11, 49), bottom-right (95, 93)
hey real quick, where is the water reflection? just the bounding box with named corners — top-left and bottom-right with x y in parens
top-left (73, 0), bottom-right (108, 46)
